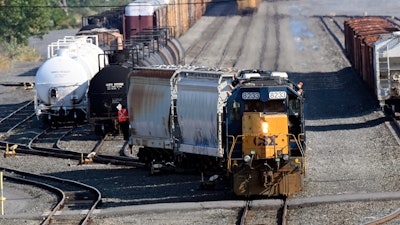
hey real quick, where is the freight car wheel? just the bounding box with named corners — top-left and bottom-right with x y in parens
top-left (94, 124), bottom-right (105, 136)
top-left (383, 104), bottom-right (395, 116)
top-left (71, 109), bottom-right (86, 124)
top-left (137, 147), bottom-right (154, 165)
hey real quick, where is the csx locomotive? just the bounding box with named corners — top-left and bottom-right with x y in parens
top-left (128, 66), bottom-right (306, 196)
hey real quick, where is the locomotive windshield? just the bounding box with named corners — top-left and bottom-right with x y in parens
top-left (244, 100), bottom-right (285, 113)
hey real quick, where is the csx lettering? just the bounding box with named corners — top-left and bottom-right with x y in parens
top-left (253, 136), bottom-right (276, 146)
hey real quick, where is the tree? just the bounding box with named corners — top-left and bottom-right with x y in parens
top-left (0, 0), bottom-right (52, 46)
top-left (0, 0), bottom-right (130, 47)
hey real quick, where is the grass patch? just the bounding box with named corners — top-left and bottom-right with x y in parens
top-left (0, 45), bottom-right (41, 70)
top-left (13, 46), bottom-right (41, 62)
top-left (0, 56), bottom-right (12, 70)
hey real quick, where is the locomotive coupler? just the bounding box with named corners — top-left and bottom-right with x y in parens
top-left (262, 171), bottom-right (274, 188)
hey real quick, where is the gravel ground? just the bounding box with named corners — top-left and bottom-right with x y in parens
top-left (92, 208), bottom-right (239, 225)
top-left (0, 0), bottom-right (400, 224)
top-left (289, 200), bottom-right (400, 225)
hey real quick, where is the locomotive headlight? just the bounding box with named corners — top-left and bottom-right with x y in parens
top-left (262, 122), bottom-right (268, 134)
top-left (243, 155), bottom-right (251, 163)
top-left (283, 154), bottom-right (289, 161)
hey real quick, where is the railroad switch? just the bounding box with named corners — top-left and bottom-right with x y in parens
top-left (80, 157), bottom-right (93, 164)
top-left (150, 162), bottom-right (176, 175)
top-left (23, 82), bottom-right (34, 90)
top-left (200, 174), bottom-right (219, 190)
top-left (80, 152), bottom-right (95, 164)
top-left (3, 144), bottom-right (17, 158)
top-left (150, 162), bottom-right (162, 175)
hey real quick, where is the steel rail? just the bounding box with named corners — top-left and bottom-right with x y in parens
top-left (28, 127), bottom-right (50, 149)
top-left (4, 112), bottom-right (36, 134)
top-left (0, 100), bottom-right (34, 124)
top-left (239, 200), bottom-right (251, 225)
top-left (281, 198), bottom-right (288, 225)
top-left (0, 140), bottom-right (145, 167)
top-left (315, 15), bottom-right (400, 224)
top-left (1, 166), bottom-right (101, 225)
top-left (4, 175), bottom-right (66, 225)
top-left (238, 198), bottom-right (287, 225)
top-left (363, 208), bottom-right (400, 225)
top-left (28, 125), bottom-right (76, 149)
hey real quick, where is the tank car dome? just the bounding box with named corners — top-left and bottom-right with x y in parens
top-left (35, 54), bottom-right (88, 104)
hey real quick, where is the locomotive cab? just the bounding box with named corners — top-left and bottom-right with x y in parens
top-left (226, 71), bottom-right (306, 196)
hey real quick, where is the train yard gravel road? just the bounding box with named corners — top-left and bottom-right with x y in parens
top-left (1, 0), bottom-right (400, 224)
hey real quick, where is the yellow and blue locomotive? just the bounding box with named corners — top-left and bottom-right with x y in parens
top-left (128, 67), bottom-right (306, 196)
top-left (226, 70), bottom-right (306, 196)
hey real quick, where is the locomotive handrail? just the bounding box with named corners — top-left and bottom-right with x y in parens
top-left (227, 133), bottom-right (306, 174)
top-left (288, 133), bottom-right (307, 173)
top-left (226, 134), bottom-right (242, 174)
top-left (219, 73), bottom-right (236, 85)
top-left (297, 133), bottom-right (307, 172)
top-left (287, 133), bottom-right (306, 158)
top-left (298, 133), bottom-right (306, 153)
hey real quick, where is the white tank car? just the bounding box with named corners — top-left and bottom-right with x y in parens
top-left (34, 35), bottom-right (108, 122)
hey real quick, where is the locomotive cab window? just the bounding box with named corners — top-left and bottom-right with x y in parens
top-left (244, 100), bottom-right (262, 112)
top-left (229, 101), bottom-right (241, 121)
top-left (265, 100), bottom-right (285, 113)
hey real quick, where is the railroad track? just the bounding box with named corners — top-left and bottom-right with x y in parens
top-left (316, 15), bottom-right (400, 224)
top-left (0, 99), bottom-right (144, 167)
top-left (28, 123), bottom-right (76, 149)
top-left (0, 100), bottom-right (37, 139)
top-left (0, 117), bottom-right (144, 167)
top-left (0, 139), bottom-right (144, 168)
top-left (220, 12), bottom-right (253, 68)
top-left (91, 133), bottom-right (131, 157)
top-left (1, 166), bottom-right (101, 225)
top-left (318, 15), bottom-right (347, 52)
top-left (233, 192), bottom-right (400, 225)
top-left (300, 13), bottom-right (400, 213)
top-left (238, 198), bottom-right (287, 225)
top-left (185, 2), bottom-right (235, 66)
